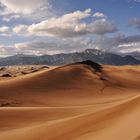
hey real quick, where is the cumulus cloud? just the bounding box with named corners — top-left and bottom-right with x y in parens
top-left (0, 0), bottom-right (53, 22)
top-left (88, 33), bottom-right (140, 54)
top-left (14, 39), bottom-right (92, 54)
top-left (118, 42), bottom-right (140, 53)
top-left (27, 9), bottom-right (92, 37)
top-left (93, 34), bottom-right (140, 53)
top-left (0, 0), bottom-right (44, 14)
top-left (0, 40), bottom-right (82, 56)
top-left (0, 26), bottom-right (9, 32)
top-left (0, 45), bottom-right (16, 56)
top-left (1, 33), bottom-right (140, 57)
top-left (27, 9), bottom-right (117, 38)
top-left (88, 19), bottom-right (117, 35)
top-left (116, 35), bottom-right (140, 53)
top-left (13, 25), bottom-right (28, 35)
top-left (2, 14), bottom-right (20, 22)
top-left (93, 12), bottom-right (106, 18)
top-left (0, 26), bottom-right (11, 36)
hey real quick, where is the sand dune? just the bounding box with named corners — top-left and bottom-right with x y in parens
top-left (0, 62), bottom-right (140, 140)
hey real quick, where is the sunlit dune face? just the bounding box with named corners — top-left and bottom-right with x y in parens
top-left (0, 63), bottom-right (140, 140)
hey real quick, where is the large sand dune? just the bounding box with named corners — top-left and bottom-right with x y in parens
top-left (0, 62), bottom-right (140, 140)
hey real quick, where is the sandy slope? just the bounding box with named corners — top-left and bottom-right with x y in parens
top-left (0, 63), bottom-right (140, 140)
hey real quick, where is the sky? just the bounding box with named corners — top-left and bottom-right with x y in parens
top-left (0, 0), bottom-right (140, 57)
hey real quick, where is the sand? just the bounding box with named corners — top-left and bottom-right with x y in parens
top-left (0, 63), bottom-right (140, 140)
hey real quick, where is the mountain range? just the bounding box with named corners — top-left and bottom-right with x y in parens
top-left (121, 51), bottom-right (140, 60)
top-left (0, 49), bottom-right (140, 66)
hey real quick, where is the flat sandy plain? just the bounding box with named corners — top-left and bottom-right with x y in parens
top-left (0, 63), bottom-right (140, 140)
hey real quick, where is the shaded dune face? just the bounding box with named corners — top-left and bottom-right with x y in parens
top-left (0, 63), bottom-right (140, 140)
top-left (0, 63), bottom-right (140, 106)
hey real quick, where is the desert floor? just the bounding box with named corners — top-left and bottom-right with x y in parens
top-left (0, 63), bottom-right (140, 140)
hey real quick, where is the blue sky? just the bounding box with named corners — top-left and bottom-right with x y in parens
top-left (0, 0), bottom-right (140, 56)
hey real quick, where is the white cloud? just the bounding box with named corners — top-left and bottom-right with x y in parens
top-left (28, 9), bottom-right (90, 37)
top-left (93, 12), bottom-right (106, 18)
top-left (27, 9), bottom-right (117, 38)
top-left (0, 26), bottom-right (9, 32)
top-left (0, 0), bottom-right (43, 14)
top-left (0, 33), bottom-right (140, 57)
top-left (92, 34), bottom-right (140, 53)
top-left (0, 26), bottom-right (12, 36)
top-left (13, 25), bottom-right (28, 35)
top-left (0, 0), bottom-right (53, 22)
top-left (88, 19), bottom-right (117, 35)
top-left (0, 44), bottom-right (16, 57)
top-left (118, 42), bottom-right (140, 53)
top-left (2, 14), bottom-right (20, 22)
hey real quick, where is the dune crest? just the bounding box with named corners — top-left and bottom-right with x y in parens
top-left (0, 62), bottom-right (140, 140)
